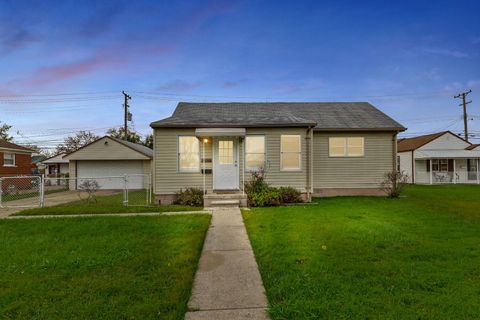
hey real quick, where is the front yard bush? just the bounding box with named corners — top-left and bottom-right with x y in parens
top-left (245, 170), bottom-right (303, 207)
top-left (174, 187), bottom-right (204, 207)
top-left (278, 186), bottom-right (303, 203)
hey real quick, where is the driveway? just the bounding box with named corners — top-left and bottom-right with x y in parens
top-left (0, 190), bottom-right (120, 218)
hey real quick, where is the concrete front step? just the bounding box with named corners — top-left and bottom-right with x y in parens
top-left (210, 199), bottom-right (240, 207)
top-left (204, 193), bottom-right (248, 208)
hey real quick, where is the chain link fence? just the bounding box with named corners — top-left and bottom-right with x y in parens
top-left (0, 174), bottom-right (152, 208)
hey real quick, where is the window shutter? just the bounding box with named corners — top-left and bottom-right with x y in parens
top-left (448, 159), bottom-right (454, 172)
top-left (426, 160), bottom-right (430, 172)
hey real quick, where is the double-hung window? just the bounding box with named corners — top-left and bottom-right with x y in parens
top-left (245, 136), bottom-right (265, 170)
top-left (178, 136), bottom-right (199, 172)
top-left (3, 153), bottom-right (15, 166)
top-left (280, 135), bottom-right (301, 171)
top-left (329, 137), bottom-right (364, 157)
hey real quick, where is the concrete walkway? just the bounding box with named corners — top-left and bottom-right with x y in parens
top-left (185, 208), bottom-right (270, 320)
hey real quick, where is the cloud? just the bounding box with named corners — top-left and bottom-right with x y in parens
top-left (156, 80), bottom-right (202, 91)
top-left (422, 47), bottom-right (469, 58)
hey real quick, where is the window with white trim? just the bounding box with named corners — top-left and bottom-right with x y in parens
top-left (329, 137), bottom-right (364, 157)
top-left (245, 136), bottom-right (265, 170)
top-left (178, 136), bottom-right (199, 172)
top-left (280, 135), bottom-right (301, 171)
top-left (3, 153), bottom-right (15, 166)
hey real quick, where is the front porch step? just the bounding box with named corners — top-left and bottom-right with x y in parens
top-left (210, 199), bottom-right (240, 207)
top-left (204, 193), bottom-right (248, 208)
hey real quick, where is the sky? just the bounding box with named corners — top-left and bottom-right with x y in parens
top-left (1, 0), bottom-right (480, 149)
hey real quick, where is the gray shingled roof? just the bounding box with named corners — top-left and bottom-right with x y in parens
top-left (150, 102), bottom-right (405, 131)
top-left (110, 137), bottom-right (153, 158)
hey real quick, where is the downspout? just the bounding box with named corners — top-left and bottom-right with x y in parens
top-left (392, 132), bottom-right (398, 172)
top-left (411, 151), bottom-right (415, 184)
top-left (306, 126), bottom-right (314, 201)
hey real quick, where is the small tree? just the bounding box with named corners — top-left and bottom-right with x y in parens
top-left (381, 171), bottom-right (409, 198)
top-left (106, 127), bottom-right (142, 144)
top-left (0, 121), bottom-right (13, 141)
top-left (77, 179), bottom-right (100, 203)
top-left (56, 131), bottom-right (99, 154)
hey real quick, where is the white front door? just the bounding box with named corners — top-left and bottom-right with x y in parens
top-left (213, 138), bottom-right (239, 190)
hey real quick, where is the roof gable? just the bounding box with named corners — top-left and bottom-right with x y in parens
top-left (398, 131), bottom-right (471, 152)
top-left (151, 102), bottom-right (405, 131)
top-left (64, 136), bottom-right (152, 160)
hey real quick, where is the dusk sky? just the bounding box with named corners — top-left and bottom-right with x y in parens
top-left (1, 0), bottom-right (480, 149)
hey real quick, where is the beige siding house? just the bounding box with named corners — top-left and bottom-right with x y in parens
top-left (398, 131), bottom-right (480, 184)
top-left (64, 136), bottom-right (153, 190)
top-left (151, 102), bottom-right (405, 206)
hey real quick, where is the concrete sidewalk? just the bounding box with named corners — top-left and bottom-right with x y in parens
top-left (185, 208), bottom-right (269, 320)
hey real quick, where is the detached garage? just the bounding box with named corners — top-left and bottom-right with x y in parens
top-left (64, 136), bottom-right (153, 190)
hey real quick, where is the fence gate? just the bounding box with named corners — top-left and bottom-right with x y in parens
top-left (0, 176), bottom-right (43, 208)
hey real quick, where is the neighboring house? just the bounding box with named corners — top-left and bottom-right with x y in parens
top-left (397, 131), bottom-right (480, 184)
top-left (0, 140), bottom-right (34, 177)
top-left (42, 153), bottom-right (69, 177)
top-left (32, 154), bottom-right (47, 174)
top-left (63, 136), bottom-right (153, 189)
top-left (150, 102), bottom-right (405, 206)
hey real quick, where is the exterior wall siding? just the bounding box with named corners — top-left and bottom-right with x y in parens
top-left (398, 151), bottom-right (413, 183)
top-left (154, 128), bottom-right (213, 194)
top-left (154, 128), bottom-right (397, 196)
top-left (154, 127), bottom-right (308, 194)
top-left (313, 131), bottom-right (394, 189)
top-left (418, 132), bottom-right (470, 151)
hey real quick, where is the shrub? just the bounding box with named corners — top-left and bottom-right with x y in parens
top-left (278, 186), bottom-right (303, 203)
top-left (381, 171), bottom-right (409, 198)
top-left (244, 169), bottom-right (303, 206)
top-left (174, 187), bottom-right (204, 207)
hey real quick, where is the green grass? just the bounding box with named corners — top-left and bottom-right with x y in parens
top-left (243, 185), bottom-right (480, 319)
top-left (13, 190), bottom-right (202, 216)
top-left (2, 188), bottom-right (65, 203)
top-left (0, 215), bottom-right (211, 319)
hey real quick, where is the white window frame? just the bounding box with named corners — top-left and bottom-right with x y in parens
top-left (177, 136), bottom-right (200, 173)
top-left (3, 152), bottom-right (15, 167)
top-left (329, 137), bottom-right (365, 157)
top-left (245, 135), bottom-right (266, 171)
top-left (280, 135), bottom-right (301, 171)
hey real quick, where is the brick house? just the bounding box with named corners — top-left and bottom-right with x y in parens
top-left (0, 140), bottom-right (34, 177)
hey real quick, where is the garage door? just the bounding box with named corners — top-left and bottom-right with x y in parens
top-left (77, 160), bottom-right (146, 189)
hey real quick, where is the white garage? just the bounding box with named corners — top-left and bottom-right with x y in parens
top-left (64, 136), bottom-right (153, 190)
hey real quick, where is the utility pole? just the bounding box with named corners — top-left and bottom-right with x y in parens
top-left (122, 91), bottom-right (131, 140)
top-left (454, 89), bottom-right (472, 141)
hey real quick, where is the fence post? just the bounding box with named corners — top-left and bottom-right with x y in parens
top-left (0, 178), bottom-right (3, 208)
top-left (123, 174), bottom-right (128, 206)
top-left (40, 175), bottom-right (45, 207)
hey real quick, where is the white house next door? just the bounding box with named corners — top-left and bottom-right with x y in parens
top-left (214, 138), bottom-right (239, 190)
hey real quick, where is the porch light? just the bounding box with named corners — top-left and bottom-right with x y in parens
top-left (203, 138), bottom-right (209, 144)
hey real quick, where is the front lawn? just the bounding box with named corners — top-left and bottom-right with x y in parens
top-left (243, 185), bottom-right (480, 319)
top-left (0, 215), bottom-right (211, 319)
top-left (13, 190), bottom-right (201, 216)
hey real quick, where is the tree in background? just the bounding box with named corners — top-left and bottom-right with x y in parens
top-left (55, 131), bottom-right (99, 154)
top-left (106, 127), bottom-right (142, 144)
top-left (0, 122), bottom-right (13, 141)
top-left (143, 133), bottom-right (153, 149)
top-left (107, 127), bottom-right (153, 149)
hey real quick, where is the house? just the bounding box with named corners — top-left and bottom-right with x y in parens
top-left (150, 102), bottom-right (405, 206)
top-left (42, 153), bottom-right (69, 177)
top-left (397, 131), bottom-right (480, 184)
top-left (63, 136), bottom-right (153, 189)
top-left (0, 140), bottom-right (34, 177)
